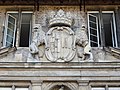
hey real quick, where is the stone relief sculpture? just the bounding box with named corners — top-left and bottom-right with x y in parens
top-left (29, 9), bottom-right (93, 62)
top-left (76, 24), bottom-right (93, 61)
top-left (29, 24), bottom-right (45, 60)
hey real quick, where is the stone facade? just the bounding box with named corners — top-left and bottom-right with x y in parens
top-left (0, 3), bottom-right (119, 90)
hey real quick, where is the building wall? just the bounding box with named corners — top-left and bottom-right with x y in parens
top-left (0, 5), bottom-right (119, 90)
top-left (0, 6), bottom-right (119, 62)
top-left (0, 8), bottom-right (5, 47)
top-left (0, 62), bottom-right (120, 90)
top-left (0, 5), bottom-right (120, 48)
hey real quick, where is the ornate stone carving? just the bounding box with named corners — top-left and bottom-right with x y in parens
top-left (29, 9), bottom-right (93, 62)
top-left (49, 9), bottom-right (73, 27)
top-left (29, 24), bottom-right (45, 60)
top-left (42, 82), bottom-right (78, 90)
top-left (76, 24), bottom-right (93, 61)
top-left (45, 26), bottom-right (76, 62)
top-left (59, 86), bottom-right (64, 90)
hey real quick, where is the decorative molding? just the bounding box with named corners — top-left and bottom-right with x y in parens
top-left (77, 80), bottom-right (89, 86)
top-left (31, 80), bottom-right (43, 86)
top-left (42, 82), bottom-right (78, 90)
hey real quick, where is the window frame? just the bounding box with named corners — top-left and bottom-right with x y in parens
top-left (3, 11), bottom-right (33, 48)
top-left (89, 81), bottom-right (120, 90)
top-left (102, 11), bottom-right (118, 47)
top-left (19, 11), bottom-right (33, 47)
top-left (87, 11), bottom-right (100, 47)
top-left (87, 11), bottom-right (118, 47)
top-left (3, 11), bottom-right (18, 47)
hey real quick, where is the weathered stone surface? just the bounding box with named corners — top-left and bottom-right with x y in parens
top-left (0, 5), bottom-right (119, 90)
top-left (29, 9), bottom-right (93, 62)
top-left (0, 9), bottom-right (5, 48)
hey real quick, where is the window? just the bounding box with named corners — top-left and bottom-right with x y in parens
top-left (0, 87), bottom-right (29, 90)
top-left (4, 13), bottom-right (17, 47)
top-left (92, 87), bottom-right (105, 90)
top-left (109, 87), bottom-right (120, 90)
top-left (91, 87), bottom-right (120, 90)
top-left (88, 12), bottom-right (100, 47)
top-left (15, 87), bottom-right (29, 90)
top-left (0, 87), bottom-right (11, 90)
top-left (3, 11), bottom-right (32, 47)
top-left (88, 11), bottom-right (118, 47)
top-left (19, 12), bottom-right (32, 47)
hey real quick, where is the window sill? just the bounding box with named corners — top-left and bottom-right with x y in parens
top-left (104, 47), bottom-right (120, 59)
top-left (0, 47), bottom-right (17, 56)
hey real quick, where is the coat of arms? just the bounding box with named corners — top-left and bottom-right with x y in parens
top-left (29, 9), bottom-right (93, 62)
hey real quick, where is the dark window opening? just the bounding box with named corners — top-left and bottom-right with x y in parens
top-left (19, 13), bottom-right (32, 47)
top-left (4, 12), bottom-right (32, 47)
top-left (88, 12), bottom-right (118, 47)
top-left (102, 13), bottom-right (116, 47)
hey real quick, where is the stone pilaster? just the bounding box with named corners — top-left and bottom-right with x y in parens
top-left (31, 80), bottom-right (43, 90)
top-left (77, 81), bottom-right (89, 90)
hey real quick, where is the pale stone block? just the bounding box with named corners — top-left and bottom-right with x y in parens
top-left (31, 81), bottom-right (42, 90)
top-left (14, 54), bottom-right (23, 62)
top-left (78, 81), bottom-right (89, 90)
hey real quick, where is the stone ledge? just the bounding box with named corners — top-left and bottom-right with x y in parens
top-left (0, 47), bottom-right (16, 57)
top-left (0, 62), bottom-right (119, 69)
top-left (104, 47), bottom-right (120, 59)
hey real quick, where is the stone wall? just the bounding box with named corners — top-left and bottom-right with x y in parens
top-left (0, 62), bottom-right (120, 90)
top-left (34, 6), bottom-right (85, 31)
top-left (0, 5), bottom-right (119, 90)
top-left (0, 8), bottom-right (5, 48)
top-left (0, 6), bottom-right (119, 62)
top-left (0, 47), bottom-right (118, 62)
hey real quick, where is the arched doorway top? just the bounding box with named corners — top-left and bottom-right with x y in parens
top-left (42, 82), bottom-right (78, 90)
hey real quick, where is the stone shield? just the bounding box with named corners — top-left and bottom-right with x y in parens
top-left (45, 26), bottom-right (76, 62)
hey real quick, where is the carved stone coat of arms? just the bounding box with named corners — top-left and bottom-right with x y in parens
top-left (29, 9), bottom-right (93, 62)
top-left (45, 26), bottom-right (76, 62)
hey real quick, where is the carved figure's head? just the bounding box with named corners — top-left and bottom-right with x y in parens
top-left (49, 9), bottom-right (73, 27)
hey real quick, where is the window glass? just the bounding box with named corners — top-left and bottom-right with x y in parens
top-left (92, 87), bottom-right (105, 90)
top-left (102, 12), bottom-right (117, 47)
top-left (88, 11), bottom-right (118, 47)
top-left (19, 13), bottom-right (32, 47)
top-left (0, 87), bottom-right (11, 90)
top-left (90, 28), bottom-right (97, 35)
top-left (109, 87), bottom-right (120, 90)
top-left (7, 28), bottom-right (14, 36)
top-left (89, 22), bottom-right (97, 29)
top-left (8, 15), bottom-right (15, 24)
top-left (15, 88), bottom-right (28, 90)
top-left (5, 14), bottom-right (17, 47)
top-left (88, 13), bottom-right (100, 47)
top-left (89, 15), bottom-right (96, 22)
top-left (4, 12), bottom-right (32, 47)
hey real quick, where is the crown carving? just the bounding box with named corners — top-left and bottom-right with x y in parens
top-left (49, 9), bottom-right (73, 27)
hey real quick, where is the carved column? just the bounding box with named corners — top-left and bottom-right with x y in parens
top-left (77, 81), bottom-right (89, 90)
top-left (31, 80), bottom-right (43, 90)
